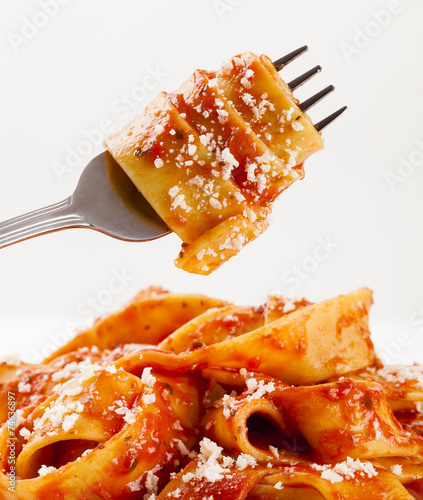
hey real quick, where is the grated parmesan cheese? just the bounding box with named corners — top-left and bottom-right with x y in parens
top-left (246, 378), bottom-right (275, 400)
top-left (209, 197), bottom-right (222, 210)
top-left (377, 364), bottom-right (423, 389)
top-left (391, 464), bottom-right (402, 476)
top-left (221, 59), bottom-right (233, 73)
top-left (236, 453), bottom-right (257, 470)
top-left (52, 358), bottom-right (103, 383)
top-left (38, 465), bottom-right (56, 477)
top-left (171, 194), bottom-right (187, 211)
top-left (312, 457), bottom-right (378, 483)
top-left (218, 147), bottom-right (239, 180)
top-left (188, 144), bottom-right (197, 156)
top-left (246, 163), bottom-right (257, 182)
top-left (292, 121), bottom-right (304, 132)
top-left (196, 249), bottom-right (206, 261)
top-left (283, 300), bottom-right (296, 313)
top-left (240, 77), bottom-right (252, 88)
top-left (169, 185), bottom-right (180, 198)
top-left (141, 367), bottom-right (156, 387)
top-left (18, 381), bottom-right (31, 393)
top-left (142, 393), bottom-right (156, 405)
top-left (19, 427), bottom-right (31, 440)
top-left (256, 174), bottom-right (266, 193)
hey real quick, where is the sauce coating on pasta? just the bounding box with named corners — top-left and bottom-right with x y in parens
top-left (1, 287), bottom-right (422, 499)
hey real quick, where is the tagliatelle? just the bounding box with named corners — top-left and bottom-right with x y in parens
top-left (104, 52), bottom-right (324, 275)
top-left (1, 287), bottom-right (423, 499)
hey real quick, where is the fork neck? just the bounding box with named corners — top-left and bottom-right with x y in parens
top-left (0, 197), bottom-right (90, 249)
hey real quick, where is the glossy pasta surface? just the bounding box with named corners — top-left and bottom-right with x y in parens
top-left (105, 53), bottom-right (324, 274)
top-left (1, 287), bottom-right (423, 499)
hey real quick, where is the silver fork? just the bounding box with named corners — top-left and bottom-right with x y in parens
top-left (0, 46), bottom-right (346, 250)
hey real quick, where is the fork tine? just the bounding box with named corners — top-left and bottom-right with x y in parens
top-left (273, 46), bottom-right (308, 72)
top-left (314, 106), bottom-right (347, 132)
top-left (299, 85), bottom-right (335, 112)
top-left (288, 65), bottom-right (322, 91)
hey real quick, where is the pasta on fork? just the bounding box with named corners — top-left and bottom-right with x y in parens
top-left (104, 51), bottom-right (325, 274)
top-left (1, 287), bottom-right (423, 499)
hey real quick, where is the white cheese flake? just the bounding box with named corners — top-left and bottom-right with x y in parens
top-left (321, 469), bottom-right (344, 483)
top-left (171, 194), bottom-right (187, 210)
top-left (246, 163), bottom-right (257, 182)
top-left (62, 412), bottom-right (79, 432)
top-left (196, 249), bottom-right (206, 261)
top-left (18, 381), bottom-right (31, 393)
top-left (236, 453), bottom-right (257, 470)
top-left (221, 59), bottom-right (233, 73)
top-left (217, 109), bottom-right (229, 124)
top-left (240, 77), bottom-right (252, 89)
top-left (292, 121), bottom-right (304, 131)
top-left (391, 464), bottom-right (402, 476)
top-left (19, 427), bottom-right (31, 440)
top-left (218, 147), bottom-right (239, 180)
top-left (169, 185), bottom-right (180, 198)
top-left (312, 457), bottom-right (378, 483)
top-left (38, 465), bottom-right (56, 477)
top-left (141, 367), bottom-right (156, 388)
top-left (209, 197), bottom-right (222, 210)
top-left (142, 393), bottom-right (156, 405)
top-left (377, 364), bottom-right (423, 389)
top-left (283, 300), bottom-right (296, 313)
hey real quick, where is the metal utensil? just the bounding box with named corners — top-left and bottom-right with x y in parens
top-left (0, 152), bottom-right (170, 249)
top-left (0, 46), bottom-right (346, 250)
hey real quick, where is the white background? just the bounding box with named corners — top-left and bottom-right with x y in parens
top-left (0, 0), bottom-right (422, 363)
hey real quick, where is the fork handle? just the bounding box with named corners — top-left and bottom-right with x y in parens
top-left (0, 197), bottom-right (91, 249)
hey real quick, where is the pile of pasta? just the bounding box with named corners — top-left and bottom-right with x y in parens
top-left (1, 287), bottom-right (423, 499)
top-left (104, 52), bottom-right (323, 275)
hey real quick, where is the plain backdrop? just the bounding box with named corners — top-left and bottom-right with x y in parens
top-left (0, 0), bottom-right (422, 363)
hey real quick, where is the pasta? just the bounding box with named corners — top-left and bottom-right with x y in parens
top-left (1, 286), bottom-right (423, 499)
top-left (104, 52), bottom-right (324, 275)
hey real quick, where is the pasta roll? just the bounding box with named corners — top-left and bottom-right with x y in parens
top-left (44, 287), bottom-right (227, 361)
top-left (215, 52), bottom-right (323, 167)
top-left (105, 52), bottom-right (324, 274)
top-left (157, 456), bottom-right (268, 499)
top-left (271, 379), bottom-right (423, 462)
top-left (253, 465), bottom-right (415, 500)
top-left (104, 92), bottom-right (249, 244)
top-left (202, 380), bottom-right (293, 462)
top-left (174, 210), bottom-right (270, 274)
top-left (173, 69), bottom-right (301, 203)
top-left (159, 305), bottom-right (265, 353)
top-left (3, 286), bottom-right (423, 497)
top-left (339, 366), bottom-right (423, 413)
top-left (115, 288), bottom-right (376, 385)
top-left (203, 376), bottom-right (423, 465)
top-left (0, 368), bottom-right (203, 499)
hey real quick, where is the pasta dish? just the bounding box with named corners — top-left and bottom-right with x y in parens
top-left (104, 52), bottom-right (324, 274)
top-left (1, 287), bottom-right (423, 499)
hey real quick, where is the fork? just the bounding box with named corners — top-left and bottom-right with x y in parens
top-left (0, 46), bottom-right (346, 250)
